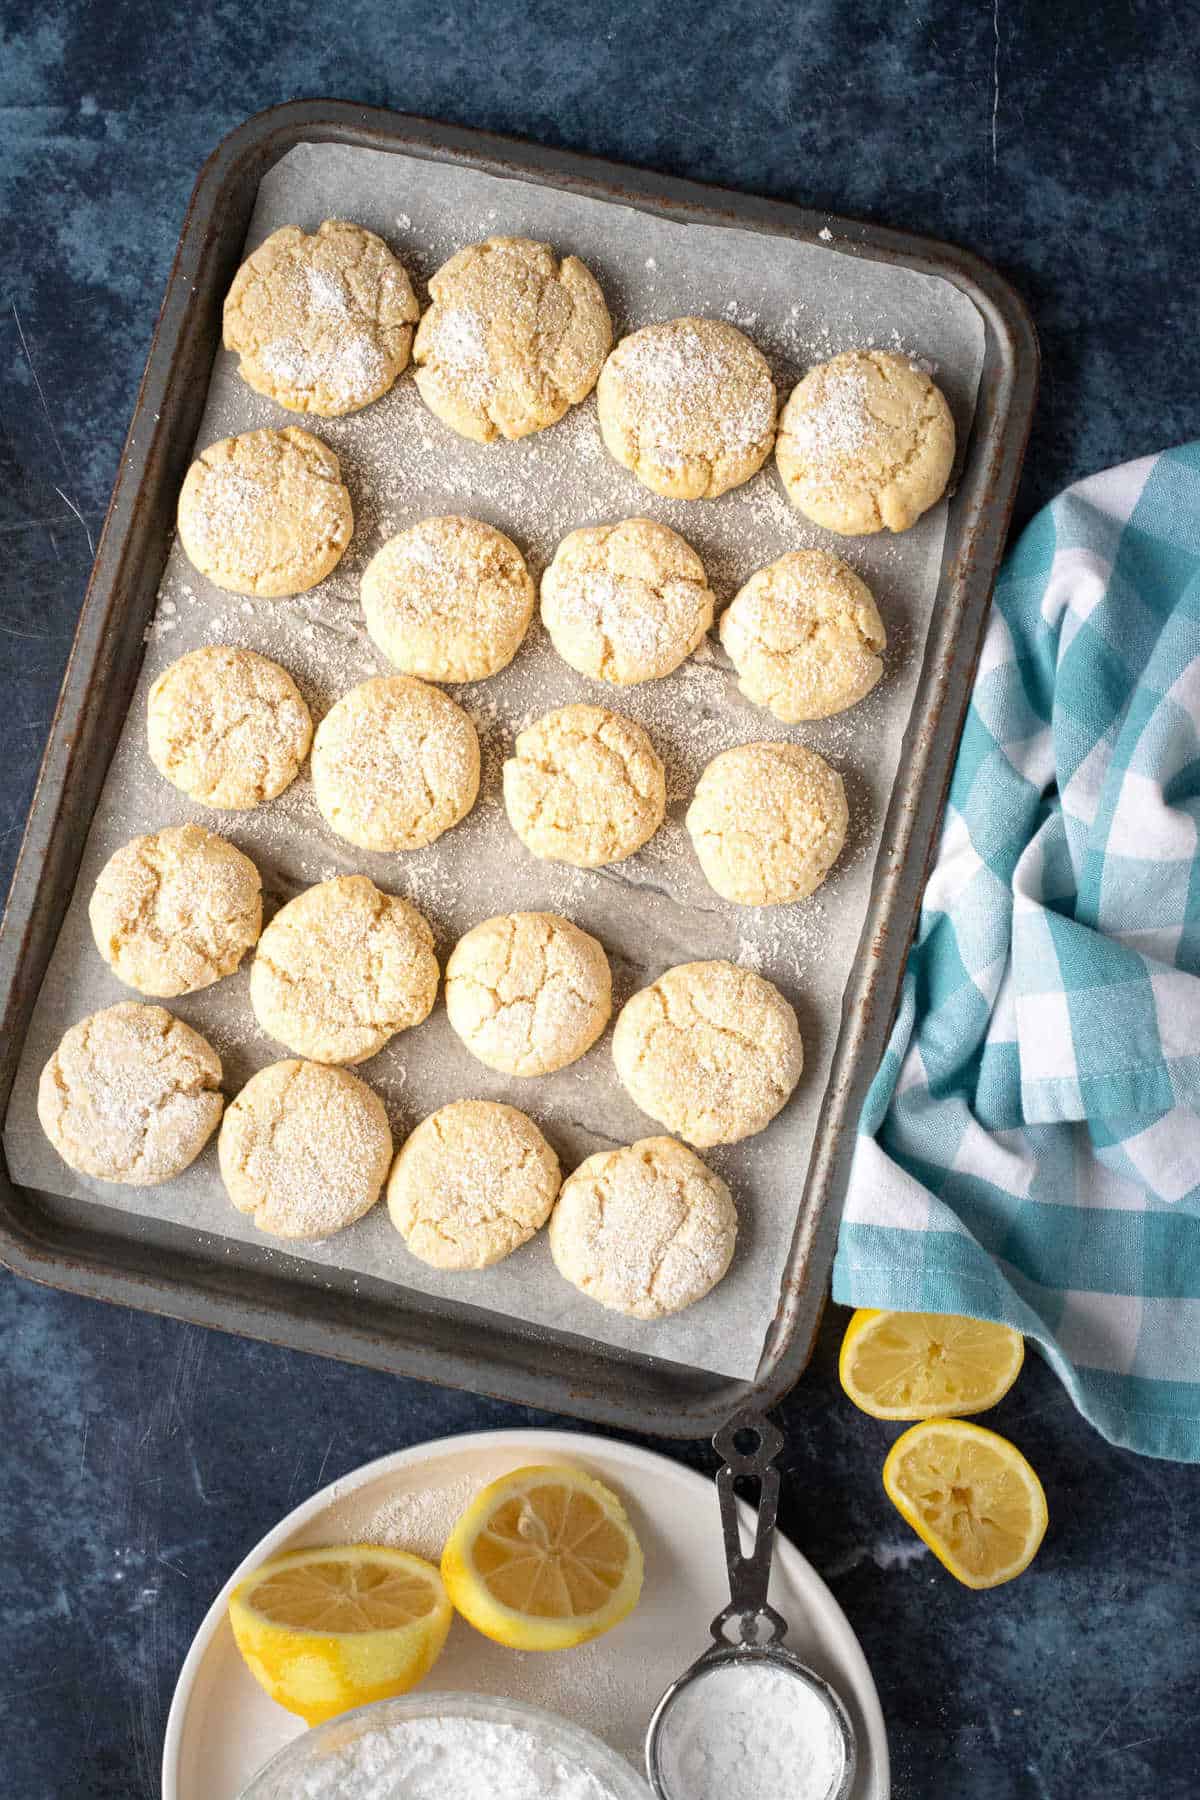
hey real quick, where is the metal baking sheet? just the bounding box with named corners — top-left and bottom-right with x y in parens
top-left (0, 103), bottom-right (1037, 1431)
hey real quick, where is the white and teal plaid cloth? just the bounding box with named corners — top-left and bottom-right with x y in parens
top-left (833, 445), bottom-right (1200, 1460)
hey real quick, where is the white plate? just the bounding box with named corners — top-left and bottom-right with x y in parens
top-left (163, 1429), bottom-right (890, 1799)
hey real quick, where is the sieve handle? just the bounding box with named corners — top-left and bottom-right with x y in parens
top-left (708, 1410), bottom-right (789, 1649)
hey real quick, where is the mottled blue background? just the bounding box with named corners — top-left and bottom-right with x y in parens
top-left (3, 4), bottom-right (1199, 1797)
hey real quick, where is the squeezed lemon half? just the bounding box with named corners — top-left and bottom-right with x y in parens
top-left (227, 1543), bottom-right (452, 1724)
top-left (441, 1464), bottom-right (644, 1651)
top-left (839, 1308), bottom-right (1025, 1420)
top-left (883, 1419), bottom-right (1048, 1589)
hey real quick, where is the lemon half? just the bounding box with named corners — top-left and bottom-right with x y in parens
top-left (228, 1544), bottom-right (452, 1724)
top-left (839, 1308), bottom-right (1024, 1420)
top-left (883, 1419), bottom-right (1048, 1589)
top-left (441, 1464), bottom-right (644, 1652)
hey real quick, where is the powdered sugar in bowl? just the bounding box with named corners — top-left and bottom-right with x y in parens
top-left (647, 1647), bottom-right (856, 1800)
top-left (236, 1691), bottom-right (652, 1800)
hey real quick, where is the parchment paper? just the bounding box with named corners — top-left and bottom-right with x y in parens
top-left (4, 142), bottom-right (984, 1378)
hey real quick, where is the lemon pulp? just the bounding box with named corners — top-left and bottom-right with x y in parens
top-left (883, 1420), bottom-right (1048, 1589)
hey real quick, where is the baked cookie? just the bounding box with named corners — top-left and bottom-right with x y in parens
top-left (775, 349), bottom-right (956, 534)
top-left (361, 515), bottom-right (535, 683)
top-left (596, 316), bottom-right (777, 499)
top-left (686, 741), bottom-right (848, 905)
top-left (223, 219), bottom-right (419, 417)
top-left (250, 875), bottom-right (438, 1066)
top-left (89, 824), bottom-right (261, 998)
top-left (540, 518), bottom-right (715, 685)
top-left (311, 675), bottom-right (480, 852)
top-left (549, 1135), bottom-right (736, 1320)
top-left (503, 703), bottom-right (666, 868)
top-left (719, 549), bottom-right (886, 722)
top-left (37, 1002), bottom-right (223, 1186)
top-left (612, 960), bottom-right (803, 1146)
top-left (387, 1099), bottom-right (561, 1271)
top-left (218, 1059), bottom-right (392, 1240)
top-left (177, 427), bottom-right (353, 597)
top-left (413, 236), bottom-right (612, 442)
top-left (147, 646), bottom-right (313, 811)
top-left (445, 912), bottom-right (612, 1077)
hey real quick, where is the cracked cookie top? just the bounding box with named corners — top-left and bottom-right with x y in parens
top-left (250, 875), bottom-right (438, 1067)
top-left (719, 549), bottom-right (886, 723)
top-left (686, 741), bottom-right (848, 906)
top-left (177, 427), bottom-right (354, 597)
top-left (503, 703), bottom-right (666, 868)
top-left (597, 316), bottom-right (777, 500)
top-left (37, 1002), bottom-right (223, 1186)
top-left (775, 349), bottom-right (955, 534)
top-left (612, 960), bottom-right (803, 1147)
top-left (413, 236), bottom-right (612, 443)
top-left (89, 824), bottom-right (262, 999)
top-left (387, 1099), bottom-right (561, 1271)
top-left (361, 514), bottom-right (535, 684)
top-left (445, 911), bottom-right (612, 1077)
top-left (311, 674), bottom-right (480, 853)
top-left (549, 1135), bottom-right (736, 1320)
top-left (218, 1058), bottom-right (392, 1241)
top-left (147, 645), bottom-right (313, 812)
top-left (223, 219), bottom-right (420, 418)
top-left (540, 517), bottom-right (714, 685)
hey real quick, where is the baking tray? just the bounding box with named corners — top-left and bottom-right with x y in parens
top-left (0, 100), bottom-right (1037, 1436)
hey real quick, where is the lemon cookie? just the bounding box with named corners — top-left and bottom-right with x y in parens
top-left (720, 549), bottom-right (886, 722)
top-left (311, 675), bottom-right (480, 852)
top-left (387, 1099), bottom-right (561, 1271)
top-left (177, 427), bottom-right (353, 597)
top-left (613, 960), bottom-right (803, 1146)
top-left (218, 1059), bottom-right (392, 1240)
top-left (686, 741), bottom-right (848, 906)
top-left (38, 1002), bottom-right (223, 1186)
top-left (361, 515), bottom-right (535, 683)
top-left (549, 1136), bottom-right (736, 1320)
top-left (223, 219), bottom-right (419, 417)
top-left (445, 912), bottom-right (612, 1077)
top-left (413, 236), bottom-right (612, 442)
top-left (540, 518), bottom-right (714, 685)
top-left (147, 646), bottom-right (313, 811)
top-left (775, 349), bottom-right (955, 534)
top-left (89, 824), bottom-right (261, 998)
top-left (503, 704), bottom-right (666, 868)
top-left (250, 875), bottom-right (438, 1066)
top-left (597, 316), bottom-right (777, 500)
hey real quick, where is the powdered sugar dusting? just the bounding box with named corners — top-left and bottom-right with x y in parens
top-left (784, 360), bottom-right (872, 466)
top-left (553, 1138), bottom-right (735, 1319)
top-left (39, 1003), bottom-right (222, 1186)
top-left (223, 1060), bottom-right (392, 1240)
top-left (360, 1474), bottom-right (482, 1561)
top-left (260, 332), bottom-right (389, 411)
top-left (427, 306), bottom-right (493, 398)
top-left (305, 265), bottom-right (350, 316)
top-left (183, 466), bottom-right (268, 560)
top-left (226, 220), bottom-right (417, 416)
top-left (610, 320), bottom-right (775, 458)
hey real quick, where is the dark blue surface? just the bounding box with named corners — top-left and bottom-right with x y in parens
top-left (2, 5), bottom-right (1199, 1797)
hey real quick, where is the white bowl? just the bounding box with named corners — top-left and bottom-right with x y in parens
top-left (237, 1690), bottom-right (653, 1799)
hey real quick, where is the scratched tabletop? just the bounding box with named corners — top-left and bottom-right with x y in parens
top-left (2, 4), bottom-right (1200, 1797)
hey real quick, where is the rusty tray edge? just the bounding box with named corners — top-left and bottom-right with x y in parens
top-left (0, 100), bottom-right (1038, 1437)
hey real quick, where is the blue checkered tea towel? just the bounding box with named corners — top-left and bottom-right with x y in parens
top-left (833, 445), bottom-right (1200, 1459)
